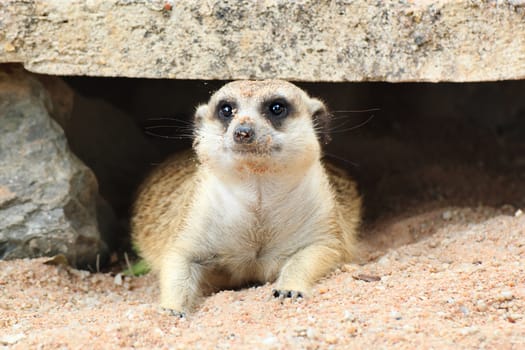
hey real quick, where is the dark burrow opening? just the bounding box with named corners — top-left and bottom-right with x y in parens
top-left (62, 77), bottom-right (525, 259)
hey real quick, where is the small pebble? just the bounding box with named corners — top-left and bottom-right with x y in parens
top-left (475, 300), bottom-right (488, 312)
top-left (342, 310), bottom-right (356, 322)
top-left (459, 305), bottom-right (470, 315)
top-left (114, 273), bottom-right (123, 286)
top-left (306, 328), bottom-right (318, 339)
top-left (0, 333), bottom-right (25, 345)
top-left (295, 329), bottom-right (307, 338)
top-left (341, 264), bottom-right (358, 273)
top-left (346, 324), bottom-right (359, 336)
top-left (459, 326), bottom-right (479, 336)
top-left (428, 240), bottom-right (439, 248)
top-left (325, 335), bottom-right (338, 344)
top-left (515, 209), bottom-right (523, 217)
top-left (318, 287), bottom-right (329, 294)
top-left (262, 335), bottom-right (278, 345)
top-left (377, 256), bottom-right (390, 266)
top-left (499, 291), bottom-right (514, 301)
top-left (442, 210), bottom-right (453, 220)
top-left (390, 310), bottom-right (402, 320)
top-left (506, 313), bottom-right (522, 323)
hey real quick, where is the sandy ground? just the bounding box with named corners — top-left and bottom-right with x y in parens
top-left (1, 201), bottom-right (524, 349)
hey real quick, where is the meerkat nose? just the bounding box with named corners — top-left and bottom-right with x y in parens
top-left (233, 124), bottom-right (255, 144)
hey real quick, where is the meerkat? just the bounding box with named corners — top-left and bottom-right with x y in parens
top-left (131, 80), bottom-right (361, 316)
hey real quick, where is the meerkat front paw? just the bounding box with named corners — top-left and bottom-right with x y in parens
top-left (160, 308), bottom-right (187, 318)
top-left (272, 289), bottom-right (304, 300)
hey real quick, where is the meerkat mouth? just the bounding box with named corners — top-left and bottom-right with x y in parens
top-left (230, 144), bottom-right (282, 156)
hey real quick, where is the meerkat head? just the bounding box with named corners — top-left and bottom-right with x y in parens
top-left (193, 80), bottom-right (330, 176)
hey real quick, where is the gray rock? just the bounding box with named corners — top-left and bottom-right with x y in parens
top-left (1, 0), bottom-right (524, 82)
top-left (0, 66), bottom-right (107, 268)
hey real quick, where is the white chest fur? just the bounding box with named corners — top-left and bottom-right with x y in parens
top-left (185, 162), bottom-right (334, 282)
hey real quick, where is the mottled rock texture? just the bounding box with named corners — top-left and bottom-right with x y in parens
top-left (0, 66), bottom-right (108, 267)
top-left (1, 0), bottom-right (524, 82)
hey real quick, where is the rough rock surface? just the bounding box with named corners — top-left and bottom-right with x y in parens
top-left (0, 66), bottom-right (107, 267)
top-left (1, 0), bottom-right (524, 82)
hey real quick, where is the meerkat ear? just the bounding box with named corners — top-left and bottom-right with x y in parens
top-left (194, 104), bottom-right (209, 128)
top-left (309, 98), bottom-right (332, 145)
top-left (192, 104), bottom-right (209, 148)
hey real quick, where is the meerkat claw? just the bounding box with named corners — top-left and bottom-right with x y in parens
top-left (272, 289), bottom-right (304, 300)
top-left (161, 308), bottom-right (186, 318)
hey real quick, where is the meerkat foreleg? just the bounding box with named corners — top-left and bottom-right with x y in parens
top-left (159, 250), bottom-right (204, 315)
top-left (273, 241), bottom-right (342, 298)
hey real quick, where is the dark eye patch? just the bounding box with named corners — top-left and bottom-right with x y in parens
top-left (216, 100), bottom-right (236, 126)
top-left (263, 98), bottom-right (291, 128)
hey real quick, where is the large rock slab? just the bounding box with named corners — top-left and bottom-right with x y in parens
top-left (1, 1), bottom-right (524, 82)
top-left (0, 66), bottom-right (108, 267)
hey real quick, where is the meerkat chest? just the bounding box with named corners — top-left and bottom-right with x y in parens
top-left (197, 170), bottom-right (331, 260)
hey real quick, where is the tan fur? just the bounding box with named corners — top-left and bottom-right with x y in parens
top-left (131, 80), bottom-right (361, 314)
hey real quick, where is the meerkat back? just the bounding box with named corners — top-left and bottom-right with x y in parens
top-left (131, 150), bottom-right (199, 271)
top-left (324, 161), bottom-right (361, 260)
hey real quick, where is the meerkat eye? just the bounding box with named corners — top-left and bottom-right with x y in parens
top-left (269, 101), bottom-right (287, 117)
top-left (218, 103), bottom-right (234, 119)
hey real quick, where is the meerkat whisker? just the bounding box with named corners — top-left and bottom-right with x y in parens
top-left (332, 107), bottom-right (381, 114)
top-left (329, 120), bottom-right (375, 134)
top-left (322, 152), bottom-right (361, 168)
top-left (143, 131), bottom-right (194, 140)
top-left (145, 116), bottom-right (195, 124)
